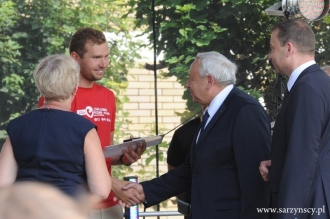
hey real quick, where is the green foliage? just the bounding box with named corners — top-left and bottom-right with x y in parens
top-left (0, 1), bottom-right (23, 132)
top-left (127, 0), bottom-right (274, 115)
top-left (0, 0), bottom-right (142, 147)
top-left (237, 86), bottom-right (262, 99)
top-left (313, 18), bottom-right (330, 66)
top-left (127, 0), bottom-right (330, 122)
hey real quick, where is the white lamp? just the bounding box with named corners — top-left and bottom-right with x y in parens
top-left (265, 0), bottom-right (329, 21)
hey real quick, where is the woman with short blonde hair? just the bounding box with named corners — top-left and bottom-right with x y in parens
top-left (0, 54), bottom-right (111, 200)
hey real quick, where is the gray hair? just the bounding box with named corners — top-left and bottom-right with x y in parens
top-left (196, 52), bottom-right (237, 85)
top-left (33, 54), bottom-right (80, 102)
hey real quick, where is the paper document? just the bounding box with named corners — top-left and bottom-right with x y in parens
top-left (103, 135), bottom-right (165, 159)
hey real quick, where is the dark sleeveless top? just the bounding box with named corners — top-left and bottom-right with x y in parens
top-left (6, 108), bottom-right (96, 197)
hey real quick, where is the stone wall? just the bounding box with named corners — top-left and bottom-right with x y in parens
top-left (119, 64), bottom-right (187, 144)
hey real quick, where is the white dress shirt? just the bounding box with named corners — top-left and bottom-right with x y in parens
top-left (287, 60), bottom-right (316, 91)
top-left (196, 84), bottom-right (234, 142)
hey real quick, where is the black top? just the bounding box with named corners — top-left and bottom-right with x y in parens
top-left (6, 108), bottom-right (95, 197)
top-left (167, 117), bottom-right (201, 167)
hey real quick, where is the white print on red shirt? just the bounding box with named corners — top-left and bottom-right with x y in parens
top-left (76, 106), bottom-right (112, 122)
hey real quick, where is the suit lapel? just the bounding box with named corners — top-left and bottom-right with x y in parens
top-left (275, 64), bottom-right (319, 127)
top-left (284, 64), bottom-right (319, 101)
top-left (190, 87), bottom-right (239, 163)
top-left (197, 106), bottom-right (225, 144)
top-left (291, 64), bottom-right (319, 91)
top-left (190, 108), bottom-right (225, 163)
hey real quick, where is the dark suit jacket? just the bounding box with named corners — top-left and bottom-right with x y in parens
top-left (141, 87), bottom-right (271, 219)
top-left (269, 64), bottom-right (330, 219)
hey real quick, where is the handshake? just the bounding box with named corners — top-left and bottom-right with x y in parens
top-left (111, 177), bottom-right (146, 208)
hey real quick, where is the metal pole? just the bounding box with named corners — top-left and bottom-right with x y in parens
top-left (139, 211), bottom-right (182, 217)
top-left (151, 0), bottom-right (160, 217)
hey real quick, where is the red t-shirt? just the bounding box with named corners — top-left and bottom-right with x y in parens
top-left (38, 83), bottom-right (118, 208)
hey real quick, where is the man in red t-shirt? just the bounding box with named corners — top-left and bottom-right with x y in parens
top-left (38, 27), bottom-right (145, 219)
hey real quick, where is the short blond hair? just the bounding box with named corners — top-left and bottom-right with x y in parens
top-left (33, 54), bottom-right (80, 102)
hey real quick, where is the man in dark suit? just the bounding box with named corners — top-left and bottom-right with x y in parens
top-left (259, 20), bottom-right (330, 219)
top-left (118, 51), bottom-right (271, 219)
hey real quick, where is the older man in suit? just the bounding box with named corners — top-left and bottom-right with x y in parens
top-left (259, 20), bottom-right (330, 219)
top-left (117, 51), bottom-right (271, 219)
